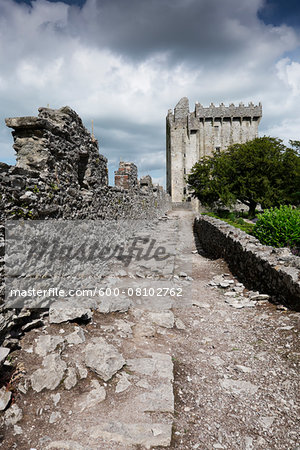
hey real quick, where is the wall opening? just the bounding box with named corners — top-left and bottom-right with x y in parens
top-left (78, 154), bottom-right (89, 188)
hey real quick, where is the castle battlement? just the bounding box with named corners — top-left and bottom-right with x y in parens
top-left (168, 97), bottom-right (262, 122)
top-left (194, 101), bottom-right (262, 119)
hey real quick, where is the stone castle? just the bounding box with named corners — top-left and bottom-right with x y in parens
top-left (166, 97), bottom-right (262, 205)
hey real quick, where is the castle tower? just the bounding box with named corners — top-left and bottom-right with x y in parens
top-left (166, 97), bottom-right (262, 205)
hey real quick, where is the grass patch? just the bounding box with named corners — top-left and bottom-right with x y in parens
top-left (202, 211), bottom-right (254, 234)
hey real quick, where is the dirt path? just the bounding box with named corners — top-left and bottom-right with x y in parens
top-left (1, 210), bottom-right (299, 449)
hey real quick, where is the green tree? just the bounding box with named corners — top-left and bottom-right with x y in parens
top-left (187, 137), bottom-right (300, 217)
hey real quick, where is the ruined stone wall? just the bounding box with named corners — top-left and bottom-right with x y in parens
top-left (0, 106), bottom-right (171, 345)
top-left (6, 106), bottom-right (108, 189)
top-left (1, 106), bottom-right (170, 222)
top-left (194, 216), bottom-right (300, 310)
top-left (166, 98), bottom-right (262, 204)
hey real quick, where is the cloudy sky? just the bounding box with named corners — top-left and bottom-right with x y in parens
top-left (0, 0), bottom-right (299, 186)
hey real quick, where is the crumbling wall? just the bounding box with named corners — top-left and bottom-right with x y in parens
top-left (194, 216), bottom-right (300, 310)
top-left (1, 106), bottom-right (170, 222)
top-left (115, 162), bottom-right (138, 190)
top-left (0, 106), bottom-right (171, 346)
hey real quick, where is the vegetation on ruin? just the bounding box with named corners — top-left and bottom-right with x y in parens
top-left (187, 137), bottom-right (300, 217)
top-left (203, 206), bottom-right (300, 253)
top-left (253, 205), bottom-right (300, 250)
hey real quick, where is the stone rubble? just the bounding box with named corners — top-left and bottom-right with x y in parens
top-left (208, 273), bottom-right (271, 308)
top-left (0, 105), bottom-right (171, 347)
top-left (0, 387), bottom-right (11, 411)
top-left (30, 353), bottom-right (67, 392)
top-left (49, 306), bottom-right (93, 324)
top-left (115, 373), bottom-right (131, 393)
top-left (0, 347), bottom-right (9, 366)
top-left (84, 337), bottom-right (125, 381)
top-left (34, 334), bottom-right (65, 357)
top-left (76, 380), bottom-right (106, 412)
top-left (4, 403), bottom-right (23, 426)
top-left (64, 367), bottom-right (77, 390)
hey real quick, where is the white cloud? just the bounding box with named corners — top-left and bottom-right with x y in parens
top-left (276, 58), bottom-right (300, 95)
top-left (16, 57), bottom-right (64, 88)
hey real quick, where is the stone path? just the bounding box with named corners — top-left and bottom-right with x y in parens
top-left (0, 210), bottom-right (299, 449)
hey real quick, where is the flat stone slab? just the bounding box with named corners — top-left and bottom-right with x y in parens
top-left (97, 296), bottom-right (132, 313)
top-left (126, 353), bottom-right (173, 381)
top-left (137, 383), bottom-right (174, 413)
top-left (84, 338), bottom-right (125, 381)
top-left (46, 441), bottom-right (88, 450)
top-left (220, 379), bottom-right (259, 395)
top-left (87, 421), bottom-right (172, 448)
top-left (5, 116), bottom-right (47, 129)
top-left (148, 311), bottom-right (174, 328)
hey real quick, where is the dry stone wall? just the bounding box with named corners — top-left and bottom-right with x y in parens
top-left (0, 106), bottom-right (170, 345)
top-left (194, 216), bottom-right (300, 311)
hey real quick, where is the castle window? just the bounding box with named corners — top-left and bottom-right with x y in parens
top-left (190, 129), bottom-right (197, 134)
top-left (184, 168), bottom-right (186, 174)
top-left (215, 146), bottom-right (221, 151)
top-left (183, 187), bottom-right (186, 195)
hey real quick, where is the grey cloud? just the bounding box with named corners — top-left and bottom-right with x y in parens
top-left (96, 122), bottom-right (165, 166)
top-left (66, 0), bottom-right (296, 67)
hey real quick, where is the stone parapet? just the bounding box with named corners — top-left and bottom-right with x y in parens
top-left (168, 99), bottom-right (262, 123)
top-left (194, 102), bottom-right (262, 120)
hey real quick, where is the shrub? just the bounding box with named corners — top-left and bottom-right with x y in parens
top-left (253, 205), bottom-right (300, 248)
